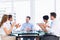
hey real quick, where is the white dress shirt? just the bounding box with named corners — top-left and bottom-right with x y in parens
top-left (47, 19), bottom-right (60, 37)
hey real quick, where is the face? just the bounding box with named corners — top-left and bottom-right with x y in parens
top-left (43, 19), bottom-right (47, 23)
top-left (10, 17), bottom-right (13, 21)
top-left (50, 16), bottom-right (54, 20)
top-left (26, 18), bottom-right (30, 23)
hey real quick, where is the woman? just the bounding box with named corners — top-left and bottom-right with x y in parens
top-left (37, 15), bottom-right (50, 33)
top-left (0, 14), bottom-right (15, 35)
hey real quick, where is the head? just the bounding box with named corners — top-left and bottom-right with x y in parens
top-left (43, 15), bottom-right (49, 23)
top-left (0, 14), bottom-right (8, 27)
top-left (26, 16), bottom-right (31, 23)
top-left (50, 12), bottom-right (56, 20)
top-left (8, 15), bottom-right (13, 21)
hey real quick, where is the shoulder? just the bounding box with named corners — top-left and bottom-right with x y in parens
top-left (2, 22), bottom-right (7, 28)
top-left (47, 20), bottom-right (52, 24)
top-left (22, 23), bottom-right (26, 26)
top-left (2, 21), bottom-right (8, 27)
top-left (53, 19), bottom-right (59, 24)
top-left (3, 22), bottom-right (7, 25)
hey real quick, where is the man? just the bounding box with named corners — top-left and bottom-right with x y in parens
top-left (21, 16), bottom-right (34, 40)
top-left (49, 12), bottom-right (60, 37)
top-left (8, 15), bottom-right (20, 35)
top-left (8, 15), bottom-right (13, 24)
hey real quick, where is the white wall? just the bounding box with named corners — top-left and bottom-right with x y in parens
top-left (0, 0), bottom-right (60, 29)
top-left (56, 0), bottom-right (60, 19)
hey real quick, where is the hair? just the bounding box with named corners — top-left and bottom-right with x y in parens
top-left (0, 14), bottom-right (8, 27)
top-left (43, 15), bottom-right (49, 20)
top-left (26, 16), bottom-right (31, 20)
top-left (50, 12), bottom-right (56, 18)
top-left (8, 15), bottom-right (12, 20)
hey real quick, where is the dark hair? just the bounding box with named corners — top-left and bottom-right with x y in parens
top-left (50, 12), bottom-right (56, 18)
top-left (0, 14), bottom-right (8, 27)
top-left (8, 15), bottom-right (12, 20)
top-left (43, 15), bottom-right (49, 20)
top-left (26, 16), bottom-right (31, 20)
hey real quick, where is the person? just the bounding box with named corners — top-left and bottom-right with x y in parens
top-left (37, 15), bottom-right (50, 40)
top-left (8, 15), bottom-right (21, 40)
top-left (21, 16), bottom-right (34, 40)
top-left (8, 15), bottom-right (20, 36)
top-left (0, 14), bottom-right (15, 35)
top-left (49, 12), bottom-right (60, 37)
top-left (38, 12), bottom-right (59, 40)
top-left (37, 15), bottom-right (50, 33)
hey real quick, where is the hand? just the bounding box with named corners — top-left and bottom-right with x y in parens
top-left (43, 24), bottom-right (50, 28)
top-left (11, 22), bottom-right (16, 28)
top-left (26, 27), bottom-right (31, 31)
top-left (37, 23), bottom-right (43, 26)
top-left (15, 24), bottom-right (21, 28)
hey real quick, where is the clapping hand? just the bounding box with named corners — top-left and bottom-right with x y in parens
top-left (11, 22), bottom-right (16, 28)
top-left (26, 27), bottom-right (31, 31)
top-left (15, 24), bottom-right (21, 28)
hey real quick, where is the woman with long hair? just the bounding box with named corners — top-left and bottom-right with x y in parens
top-left (0, 14), bottom-right (15, 35)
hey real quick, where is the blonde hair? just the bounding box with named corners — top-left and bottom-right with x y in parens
top-left (0, 14), bottom-right (8, 27)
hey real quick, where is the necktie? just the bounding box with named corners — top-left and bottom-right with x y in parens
top-left (10, 22), bottom-right (12, 25)
top-left (51, 22), bottom-right (53, 27)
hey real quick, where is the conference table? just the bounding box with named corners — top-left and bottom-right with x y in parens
top-left (11, 31), bottom-right (45, 40)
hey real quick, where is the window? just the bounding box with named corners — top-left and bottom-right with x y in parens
top-left (34, 0), bottom-right (55, 30)
top-left (0, 0), bottom-right (31, 24)
top-left (0, 2), bottom-right (12, 21)
top-left (56, 0), bottom-right (60, 19)
top-left (13, 0), bottom-right (30, 24)
top-left (35, 0), bottom-right (55, 23)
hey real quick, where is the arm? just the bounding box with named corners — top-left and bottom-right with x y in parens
top-left (3, 26), bottom-right (13, 35)
top-left (15, 24), bottom-right (21, 28)
top-left (20, 24), bottom-right (25, 31)
top-left (37, 23), bottom-right (48, 32)
top-left (3, 22), bottom-right (15, 35)
top-left (43, 24), bottom-right (50, 28)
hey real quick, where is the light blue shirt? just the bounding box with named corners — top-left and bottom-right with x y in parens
top-left (21, 22), bottom-right (34, 31)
